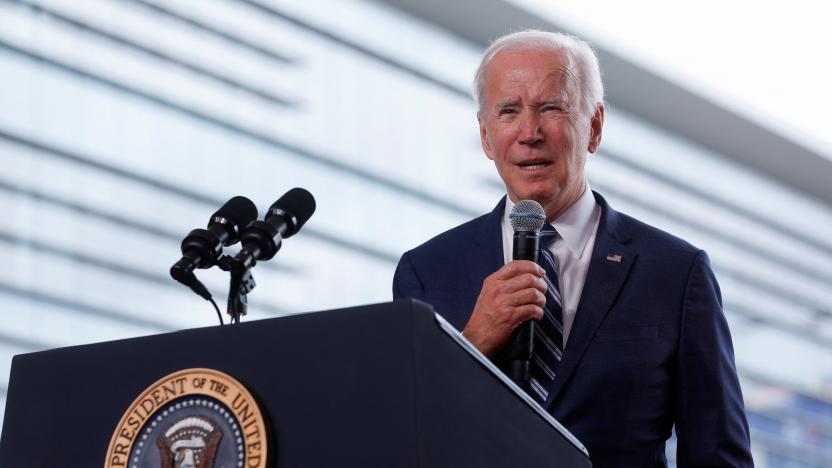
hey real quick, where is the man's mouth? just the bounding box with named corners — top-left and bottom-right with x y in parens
top-left (516, 159), bottom-right (552, 171)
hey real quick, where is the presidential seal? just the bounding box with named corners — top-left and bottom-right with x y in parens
top-left (105, 368), bottom-right (268, 468)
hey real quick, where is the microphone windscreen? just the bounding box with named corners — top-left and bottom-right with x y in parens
top-left (510, 200), bottom-right (545, 232)
top-left (273, 187), bottom-right (316, 234)
top-left (213, 196), bottom-right (259, 229)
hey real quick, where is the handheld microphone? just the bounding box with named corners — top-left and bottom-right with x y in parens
top-left (504, 199), bottom-right (546, 384)
top-left (170, 196), bottom-right (258, 298)
top-left (231, 188), bottom-right (316, 271)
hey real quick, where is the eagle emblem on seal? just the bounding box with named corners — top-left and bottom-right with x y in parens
top-left (156, 416), bottom-right (223, 468)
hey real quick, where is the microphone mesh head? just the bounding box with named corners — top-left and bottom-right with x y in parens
top-left (509, 200), bottom-right (545, 232)
top-left (214, 196), bottom-right (258, 228)
top-left (211, 196), bottom-right (258, 245)
top-left (269, 187), bottom-right (316, 237)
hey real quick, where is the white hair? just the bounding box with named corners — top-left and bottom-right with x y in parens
top-left (473, 30), bottom-right (604, 116)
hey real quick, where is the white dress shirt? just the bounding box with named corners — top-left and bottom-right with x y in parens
top-left (500, 185), bottom-right (601, 345)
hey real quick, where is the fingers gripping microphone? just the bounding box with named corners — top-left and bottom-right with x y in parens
top-left (170, 196), bottom-right (258, 298)
top-left (505, 200), bottom-right (546, 384)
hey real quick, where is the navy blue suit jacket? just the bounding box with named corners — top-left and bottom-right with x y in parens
top-left (393, 193), bottom-right (753, 467)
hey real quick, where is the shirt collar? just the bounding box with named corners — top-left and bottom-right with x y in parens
top-left (503, 184), bottom-right (598, 259)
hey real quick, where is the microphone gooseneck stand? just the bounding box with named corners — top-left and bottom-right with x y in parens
top-left (225, 216), bottom-right (285, 325)
top-left (216, 255), bottom-right (256, 325)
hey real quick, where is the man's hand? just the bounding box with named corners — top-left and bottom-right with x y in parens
top-left (462, 260), bottom-right (547, 357)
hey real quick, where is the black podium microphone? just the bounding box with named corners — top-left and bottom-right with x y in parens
top-left (231, 188), bottom-right (316, 270)
top-left (226, 188), bottom-right (316, 322)
top-left (504, 199), bottom-right (546, 385)
top-left (170, 196), bottom-right (258, 297)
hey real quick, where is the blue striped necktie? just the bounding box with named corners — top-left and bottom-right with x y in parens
top-left (529, 224), bottom-right (564, 405)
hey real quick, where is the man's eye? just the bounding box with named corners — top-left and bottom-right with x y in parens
top-left (498, 109), bottom-right (516, 116)
top-left (542, 105), bottom-right (562, 112)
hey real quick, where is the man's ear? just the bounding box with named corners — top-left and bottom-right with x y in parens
top-left (478, 113), bottom-right (494, 160)
top-left (587, 103), bottom-right (605, 154)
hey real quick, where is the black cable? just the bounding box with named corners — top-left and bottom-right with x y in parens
top-left (208, 296), bottom-right (224, 326)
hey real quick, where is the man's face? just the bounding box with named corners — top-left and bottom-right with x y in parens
top-left (478, 47), bottom-right (603, 219)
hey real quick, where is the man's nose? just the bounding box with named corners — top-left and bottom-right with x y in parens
top-left (518, 112), bottom-right (543, 146)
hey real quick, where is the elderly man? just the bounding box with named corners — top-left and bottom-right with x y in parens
top-left (393, 30), bottom-right (753, 467)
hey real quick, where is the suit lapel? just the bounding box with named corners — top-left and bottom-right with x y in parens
top-left (546, 193), bottom-right (636, 406)
top-left (468, 197), bottom-right (506, 291)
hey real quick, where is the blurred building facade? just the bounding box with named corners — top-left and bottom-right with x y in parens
top-left (0, 0), bottom-right (830, 465)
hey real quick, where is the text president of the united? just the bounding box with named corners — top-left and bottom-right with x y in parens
top-left (393, 30), bottom-right (753, 467)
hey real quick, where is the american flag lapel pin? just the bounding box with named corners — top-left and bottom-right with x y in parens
top-left (606, 253), bottom-right (623, 263)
